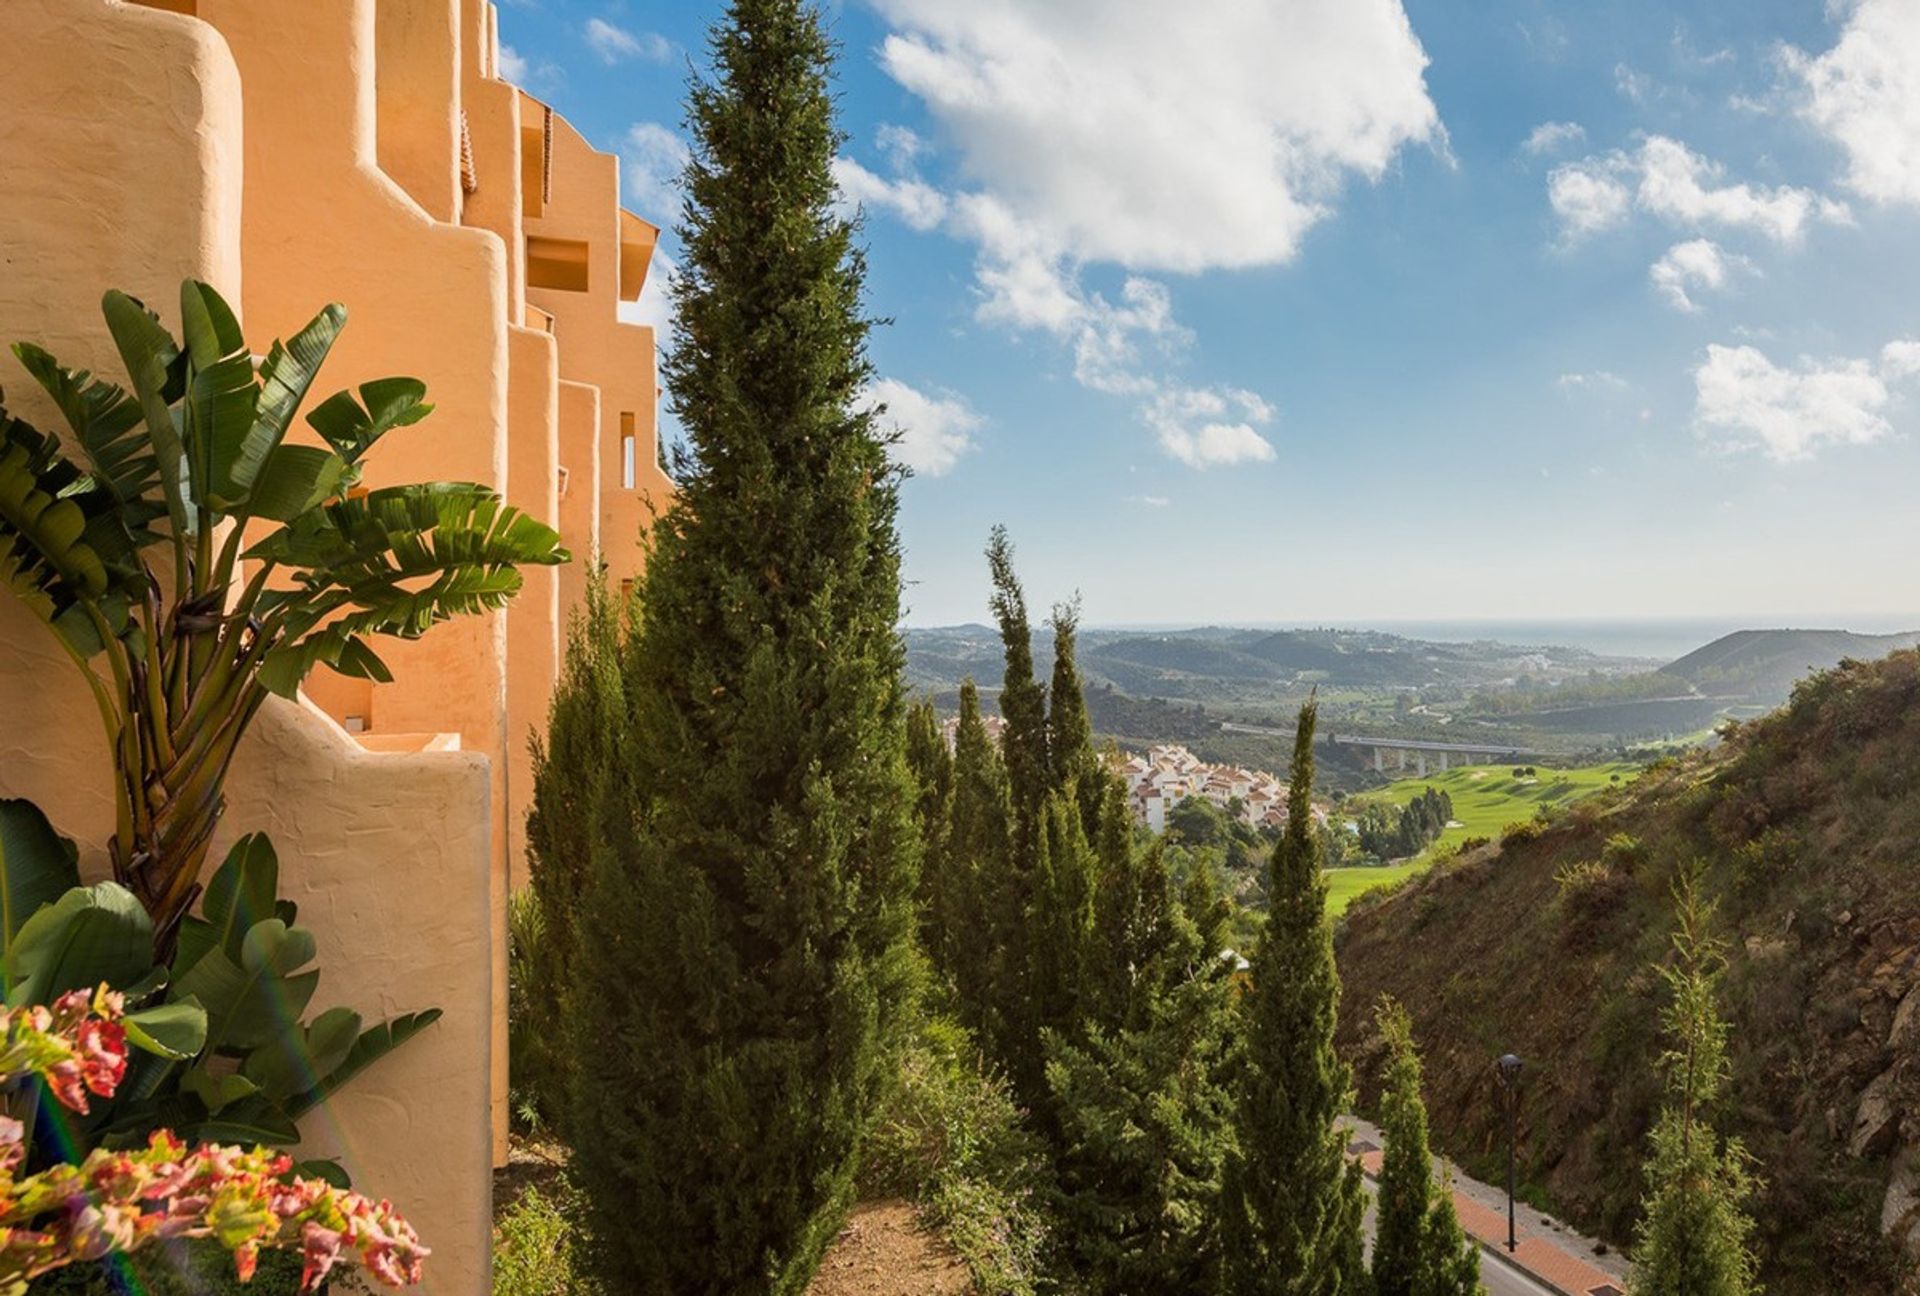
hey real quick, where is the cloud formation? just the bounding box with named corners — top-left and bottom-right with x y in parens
top-left (842, 1), bottom-right (1441, 468)
top-left (1523, 121), bottom-right (1586, 156)
top-left (585, 18), bottom-right (669, 65)
top-left (622, 123), bottom-right (689, 222)
top-left (860, 378), bottom-right (983, 477)
top-left (1550, 136), bottom-right (1849, 245)
top-left (1649, 239), bottom-right (1752, 312)
top-left (1787, 0), bottom-right (1920, 207)
top-left (1693, 338), bottom-right (1920, 461)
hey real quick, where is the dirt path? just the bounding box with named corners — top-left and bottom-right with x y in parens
top-left (809, 1200), bottom-right (971, 1296)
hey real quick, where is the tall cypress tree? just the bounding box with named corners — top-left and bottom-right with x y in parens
top-left (988, 525), bottom-right (1051, 836)
top-left (1220, 700), bottom-right (1370, 1295)
top-left (566, 2), bottom-right (919, 1287)
top-left (906, 697), bottom-right (957, 972)
top-left (523, 571), bottom-right (629, 1130)
top-left (943, 678), bottom-right (1012, 1027)
top-left (1628, 877), bottom-right (1760, 1296)
top-left (1372, 998), bottom-right (1483, 1296)
top-left (1047, 599), bottom-right (1101, 828)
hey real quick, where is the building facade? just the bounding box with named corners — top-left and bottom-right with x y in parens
top-left (0, 1), bottom-right (673, 1289)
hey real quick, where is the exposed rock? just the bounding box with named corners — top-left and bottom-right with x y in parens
top-left (1893, 985), bottom-right (1919, 1054)
top-left (1883, 1151), bottom-right (1920, 1264)
top-left (1853, 1070), bottom-right (1903, 1159)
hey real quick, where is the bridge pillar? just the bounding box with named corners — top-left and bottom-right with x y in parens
top-left (1416, 752), bottom-right (1427, 777)
top-left (1440, 751), bottom-right (1450, 771)
top-left (1374, 747), bottom-right (1385, 772)
top-left (1397, 750), bottom-right (1407, 772)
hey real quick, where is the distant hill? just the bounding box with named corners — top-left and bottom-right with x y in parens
top-left (1336, 650), bottom-right (1920, 1292)
top-left (1664, 628), bottom-right (1920, 705)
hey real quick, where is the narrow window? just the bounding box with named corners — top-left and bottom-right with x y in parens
top-left (621, 412), bottom-right (637, 489)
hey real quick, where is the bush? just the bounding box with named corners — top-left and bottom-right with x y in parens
top-left (28, 1244), bottom-right (309, 1295)
top-left (1553, 860), bottom-right (1635, 950)
top-left (862, 1017), bottom-right (1049, 1296)
top-left (493, 1188), bottom-right (599, 1296)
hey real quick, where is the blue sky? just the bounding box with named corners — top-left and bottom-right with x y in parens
top-left (499, 0), bottom-right (1920, 629)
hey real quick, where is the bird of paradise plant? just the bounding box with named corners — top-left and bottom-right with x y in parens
top-left (0, 281), bottom-right (567, 954)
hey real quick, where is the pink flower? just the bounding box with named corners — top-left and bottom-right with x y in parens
top-left (300, 1223), bottom-right (344, 1290)
top-left (75, 1019), bottom-right (126, 1099)
top-left (46, 1060), bottom-right (88, 1114)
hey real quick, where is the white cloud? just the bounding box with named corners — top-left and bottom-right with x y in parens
top-left (832, 157), bottom-right (949, 232)
top-left (868, 0), bottom-right (1443, 275)
top-left (1550, 136), bottom-right (1849, 244)
top-left (585, 18), bottom-right (669, 65)
top-left (1126, 494), bottom-right (1172, 508)
top-left (1786, 0), bottom-right (1920, 207)
top-left (1649, 239), bottom-right (1753, 312)
top-left (1523, 121), bottom-right (1586, 157)
top-left (860, 378), bottom-right (983, 477)
top-left (1692, 338), bottom-right (1920, 461)
top-left (498, 44), bottom-right (528, 82)
top-left (850, 1), bottom-right (1429, 468)
top-left (1145, 387), bottom-right (1277, 468)
top-left (1548, 162), bottom-right (1632, 238)
top-left (622, 123), bottom-right (688, 222)
top-left (1557, 370), bottom-right (1629, 392)
top-left (1635, 136), bottom-right (1846, 243)
top-left (1615, 64), bottom-right (1656, 105)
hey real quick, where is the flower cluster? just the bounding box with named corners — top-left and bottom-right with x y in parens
top-left (0, 986), bottom-right (426, 1292)
top-left (0, 986), bottom-right (128, 1116)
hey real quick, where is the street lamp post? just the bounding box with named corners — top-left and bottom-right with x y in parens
top-left (1495, 1053), bottom-right (1524, 1253)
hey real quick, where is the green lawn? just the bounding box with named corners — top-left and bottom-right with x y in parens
top-left (1324, 860), bottom-right (1424, 917)
top-left (1323, 759), bottom-right (1643, 914)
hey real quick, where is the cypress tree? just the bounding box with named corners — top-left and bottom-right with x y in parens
top-left (1372, 998), bottom-right (1483, 1296)
top-left (1046, 801), bottom-right (1237, 1294)
top-left (523, 571), bottom-right (627, 1130)
top-left (1220, 700), bottom-right (1370, 1295)
top-left (1628, 877), bottom-right (1760, 1296)
top-left (906, 698), bottom-right (957, 972)
top-left (1047, 600), bottom-right (1101, 832)
top-left (944, 678), bottom-right (1013, 1040)
top-left (566, 1), bottom-right (919, 1287)
top-left (988, 525), bottom-right (1051, 836)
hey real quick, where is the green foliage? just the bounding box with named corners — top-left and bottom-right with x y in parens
top-left (1371, 998), bottom-right (1482, 1296)
top-left (1628, 876), bottom-right (1761, 1296)
top-left (862, 1016), bottom-right (1048, 1296)
top-left (938, 679), bottom-right (1014, 1037)
top-left (562, 2), bottom-right (920, 1289)
top-left (5, 829), bottom-right (434, 1172)
top-left (1, 281), bottom-right (566, 951)
top-left (522, 574), bottom-right (625, 1132)
top-left (1220, 701), bottom-right (1370, 1295)
top-left (1356, 788), bottom-right (1453, 861)
top-left (1043, 876), bottom-right (1238, 1294)
top-left (28, 1241), bottom-right (310, 1295)
top-left (492, 1187), bottom-right (601, 1296)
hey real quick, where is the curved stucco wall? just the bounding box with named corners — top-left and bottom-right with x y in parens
top-left (1, 3), bottom-right (494, 1292)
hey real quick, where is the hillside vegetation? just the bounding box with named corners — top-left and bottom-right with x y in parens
top-left (1664, 628), bottom-right (1920, 704)
top-left (1335, 651), bottom-right (1920, 1293)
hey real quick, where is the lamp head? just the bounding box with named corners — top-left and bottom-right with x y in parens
top-left (1496, 1053), bottom-right (1524, 1088)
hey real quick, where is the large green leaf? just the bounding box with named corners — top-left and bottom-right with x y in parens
top-left (199, 834), bottom-right (279, 964)
top-left (286, 1008), bottom-right (442, 1119)
top-left (243, 1005), bottom-right (360, 1101)
top-left (237, 302), bottom-right (348, 494)
top-left (123, 997), bottom-right (208, 1061)
top-left (0, 800), bottom-right (81, 971)
top-left (173, 919), bottom-right (319, 1053)
top-left (10, 344), bottom-right (162, 539)
top-left (246, 443), bottom-right (347, 522)
top-left (0, 410), bottom-right (113, 633)
top-left (191, 1095), bottom-right (301, 1147)
top-left (100, 291), bottom-right (192, 536)
top-left (304, 376), bottom-right (431, 465)
top-left (7, 882), bottom-right (154, 1007)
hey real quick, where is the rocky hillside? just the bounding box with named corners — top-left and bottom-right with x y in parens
top-left (1336, 651), bottom-right (1920, 1294)
top-left (1665, 628), bottom-right (1920, 706)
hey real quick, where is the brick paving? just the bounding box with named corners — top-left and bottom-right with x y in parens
top-left (1346, 1120), bottom-right (1630, 1296)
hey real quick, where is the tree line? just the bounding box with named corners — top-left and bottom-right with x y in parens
top-left (1355, 787), bottom-right (1454, 860)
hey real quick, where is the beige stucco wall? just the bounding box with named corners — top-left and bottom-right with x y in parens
top-left (3, 0), bottom-right (676, 1270)
top-left (0, 3), bottom-right (493, 1293)
top-left (525, 113), bottom-right (675, 587)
